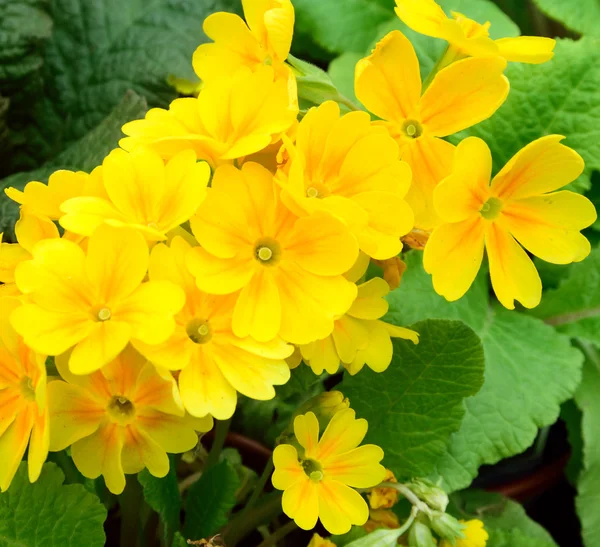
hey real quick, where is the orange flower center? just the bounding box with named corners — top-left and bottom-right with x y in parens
top-left (254, 237), bottom-right (281, 266)
top-left (107, 395), bottom-right (136, 425)
top-left (19, 376), bottom-right (36, 402)
top-left (186, 318), bottom-right (212, 344)
top-left (302, 458), bottom-right (324, 482)
top-left (479, 197), bottom-right (503, 220)
top-left (401, 120), bottom-right (423, 139)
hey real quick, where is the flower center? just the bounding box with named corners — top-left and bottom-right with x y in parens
top-left (305, 181), bottom-right (329, 199)
top-left (302, 459), bottom-right (324, 482)
top-left (107, 395), bottom-right (136, 425)
top-left (402, 119), bottom-right (423, 139)
top-left (19, 376), bottom-right (36, 401)
top-left (186, 318), bottom-right (212, 344)
top-left (480, 197), bottom-right (503, 220)
top-left (254, 238), bottom-right (281, 266)
top-left (93, 306), bottom-right (112, 322)
top-left (147, 221), bottom-right (160, 231)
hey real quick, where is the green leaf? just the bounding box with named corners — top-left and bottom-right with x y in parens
top-left (344, 528), bottom-right (404, 547)
top-left (5, 0), bottom-right (241, 172)
top-left (531, 248), bottom-right (600, 345)
top-left (0, 462), bottom-right (107, 546)
top-left (449, 490), bottom-right (558, 547)
top-left (457, 37), bottom-right (600, 193)
top-left (183, 460), bottom-right (240, 542)
top-left (533, 0), bottom-right (600, 37)
top-left (340, 319), bottom-right (485, 480)
top-left (138, 456), bottom-right (181, 544)
top-left (575, 343), bottom-right (600, 547)
top-left (387, 252), bottom-right (583, 491)
top-left (561, 400), bottom-right (584, 485)
top-left (0, 90), bottom-right (147, 239)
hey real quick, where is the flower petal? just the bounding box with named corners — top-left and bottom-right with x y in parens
top-left (324, 445), bottom-right (385, 488)
top-left (59, 197), bottom-right (127, 237)
top-left (495, 36), bottom-right (555, 64)
top-left (394, 0), bottom-right (448, 38)
top-left (186, 247), bottom-right (255, 295)
top-left (272, 444), bottom-right (304, 490)
top-left (332, 316), bottom-right (370, 364)
top-left (136, 410), bottom-right (199, 455)
top-left (317, 409), bottom-right (367, 461)
top-left (294, 411), bottom-right (320, 454)
top-left (0, 409), bottom-right (33, 491)
top-left (318, 479), bottom-right (369, 534)
top-left (485, 223), bottom-right (542, 309)
top-left (282, 477), bottom-right (319, 530)
top-left (27, 409), bottom-right (49, 483)
top-left (300, 336), bottom-right (341, 376)
top-left (348, 277), bottom-right (389, 320)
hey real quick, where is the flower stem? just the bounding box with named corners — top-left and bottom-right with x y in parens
top-left (120, 475), bottom-right (143, 547)
top-left (379, 482), bottom-right (432, 516)
top-left (256, 520), bottom-right (298, 547)
top-left (205, 417), bottom-right (231, 470)
top-left (244, 457), bottom-right (275, 514)
top-left (225, 491), bottom-right (283, 547)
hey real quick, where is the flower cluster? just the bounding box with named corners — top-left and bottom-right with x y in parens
top-left (0, 0), bottom-right (595, 540)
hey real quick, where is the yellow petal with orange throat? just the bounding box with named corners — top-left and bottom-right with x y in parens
top-left (272, 444), bottom-right (303, 490)
top-left (394, 0), bottom-right (448, 38)
top-left (355, 30), bottom-right (421, 123)
top-left (420, 56), bottom-right (509, 138)
top-left (485, 223), bottom-right (542, 309)
top-left (282, 476), bottom-right (320, 530)
top-left (317, 409), bottom-right (367, 461)
top-left (0, 410), bottom-right (34, 491)
top-left (495, 36), bottom-right (555, 64)
top-left (318, 479), bottom-right (370, 534)
top-left (293, 411), bottom-right (320, 454)
top-left (324, 445), bottom-right (385, 488)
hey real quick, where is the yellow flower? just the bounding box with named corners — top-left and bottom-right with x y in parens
top-left (134, 236), bottom-right (292, 420)
top-left (363, 509), bottom-right (400, 533)
top-left (0, 296), bottom-right (48, 491)
top-left (395, 0), bottom-right (555, 65)
top-left (307, 533), bottom-right (336, 547)
top-left (47, 345), bottom-right (212, 495)
top-left (424, 136), bottom-right (596, 309)
top-left (60, 148), bottom-right (210, 241)
top-left (11, 224), bottom-right (185, 374)
top-left (281, 100), bottom-right (414, 260)
top-left (193, 0), bottom-right (294, 84)
top-left (187, 162), bottom-right (359, 344)
top-left (440, 519), bottom-right (489, 547)
top-left (368, 469), bottom-right (399, 509)
top-left (0, 233), bottom-right (30, 296)
top-left (355, 30), bottom-right (509, 230)
top-left (120, 66), bottom-right (298, 168)
top-left (272, 409), bottom-right (386, 534)
top-left (300, 273), bottom-right (418, 375)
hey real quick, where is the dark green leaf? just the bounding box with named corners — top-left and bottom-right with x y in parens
top-left (533, 0), bottom-right (600, 37)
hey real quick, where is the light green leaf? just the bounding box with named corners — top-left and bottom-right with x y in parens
top-left (457, 37), bottom-right (600, 193)
top-left (0, 462), bottom-right (107, 546)
top-left (531, 248), bottom-right (600, 345)
top-left (340, 319), bottom-right (485, 480)
top-left (575, 343), bottom-right (600, 547)
top-left (183, 460), bottom-right (240, 542)
top-left (0, 90), bottom-right (147, 239)
top-left (533, 0), bottom-right (600, 37)
top-left (138, 456), bottom-right (181, 544)
top-left (387, 252), bottom-right (583, 491)
top-left (328, 52), bottom-right (362, 106)
top-left (344, 527), bottom-right (404, 547)
top-left (450, 490), bottom-right (558, 546)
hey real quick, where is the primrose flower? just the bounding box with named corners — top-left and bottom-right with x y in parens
top-left (193, 0), bottom-right (294, 84)
top-left (11, 224), bottom-right (185, 374)
top-left (134, 236), bottom-right (292, 420)
top-left (272, 409), bottom-right (386, 534)
top-left (120, 66), bottom-right (298, 168)
top-left (424, 136), bottom-right (596, 309)
top-left (395, 0), bottom-right (555, 65)
top-left (60, 148), bottom-right (210, 241)
top-left (0, 296), bottom-right (48, 491)
top-left (187, 162), bottom-right (359, 344)
top-left (300, 276), bottom-right (418, 375)
top-left (355, 30), bottom-right (509, 229)
top-left (281, 100), bottom-right (414, 260)
top-left (47, 346), bottom-right (212, 495)
top-left (440, 520), bottom-right (489, 547)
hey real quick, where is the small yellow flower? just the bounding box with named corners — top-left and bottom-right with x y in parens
top-left (281, 100), bottom-right (414, 260)
top-left (368, 469), bottom-right (399, 509)
top-left (47, 345), bottom-right (212, 495)
top-left (134, 236), bottom-right (292, 420)
top-left (424, 136), bottom-right (596, 309)
top-left (60, 148), bottom-right (210, 241)
top-left (355, 30), bottom-right (509, 230)
top-left (0, 296), bottom-right (48, 491)
top-left (193, 0), bottom-right (295, 84)
top-left (120, 66), bottom-right (298, 168)
top-left (11, 224), bottom-right (185, 374)
top-left (300, 275), bottom-right (418, 376)
top-left (307, 533), bottom-right (336, 547)
top-left (440, 519), bottom-right (489, 547)
top-left (186, 162), bottom-right (359, 344)
top-left (272, 409), bottom-right (386, 534)
top-left (395, 0), bottom-right (555, 65)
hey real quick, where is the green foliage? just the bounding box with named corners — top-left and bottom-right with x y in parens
top-left (450, 490), bottom-right (558, 546)
top-left (138, 456), bottom-right (181, 544)
top-left (532, 248), bottom-right (600, 345)
top-left (457, 37), bottom-right (600, 193)
top-left (0, 90), bottom-right (147, 239)
top-left (387, 252), bottom-right (583, 491)
top-left (0, 462), bottom-right (107, 546)
top-left (533, 0), bottom-right (600, 37)
top-left (340, 319), bottom-right (485, 480)
top-left (575, 344), bottom-right (600, 547)
top-left (344, 528), bottom-right (404, 547)
top-left (183, 460), bottom-right (240, 542)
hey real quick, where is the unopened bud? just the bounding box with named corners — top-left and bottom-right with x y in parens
top-left (429, 512), bottom-right (465, 542)
top-left (408, 478), bottom-right (449, 512)
top-left (408, 522), bottom-right (436, 547)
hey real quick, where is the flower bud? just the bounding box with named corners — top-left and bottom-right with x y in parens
top-left (429, 512), bottom-right (466, 542)
top-left (408, 478), bottom-right (449, 512)
top-left (408, 521), bottom-right (436, 547)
